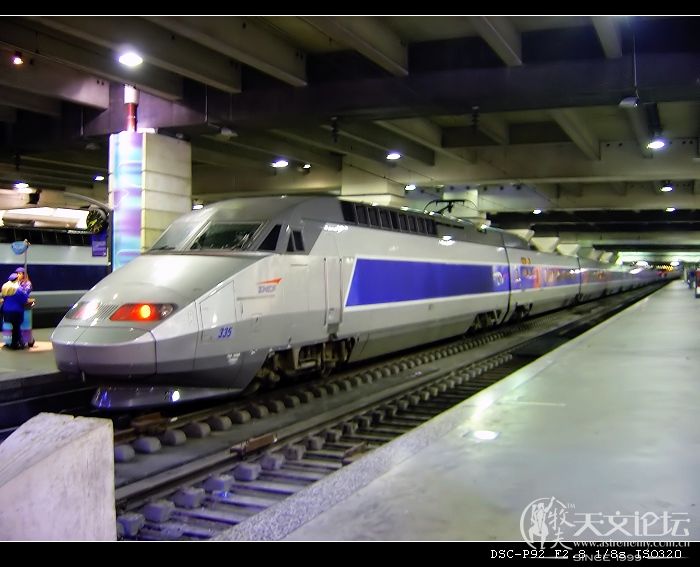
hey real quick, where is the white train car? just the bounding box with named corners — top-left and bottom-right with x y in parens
top-left (50, 196), bottom-right (662, 404)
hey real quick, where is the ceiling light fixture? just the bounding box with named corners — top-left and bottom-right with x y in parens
top-left (118, 51), bottom-right (143, 67)
top-left (271, 159), bottom-right (288, 168)
top-left (94, 175), bottom-right (105, 182)
top-left (405, 184), bottom-right (416, 191)
top-left (660, 182), bottom-right (673, 192)
top-left (386, 152), bottom-right (401, 160)
top-left (647, 136), bottom-right (666, 150)
top-left (532, 209), bottom-right (542, 215)
top-left (665, 207), bottom-right (676, 212)
top-left (12, 51), bottom-right (23, 65)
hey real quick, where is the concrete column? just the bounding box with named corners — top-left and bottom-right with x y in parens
top-left (440, 188), bottom-right (487, 223)
top-left (109, 132), bottom-right (191, 270)
top-left (340, 164), bottom-right (407, 208)
top-left (142, 133), bottom-right (192, 249)
top-left (0, 413), bottom-right (116, 540)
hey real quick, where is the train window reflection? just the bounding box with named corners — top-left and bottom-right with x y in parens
top-left (150, 221), bottom-right (202, 251)
top-left (190, 223), bottom-right (261, 250)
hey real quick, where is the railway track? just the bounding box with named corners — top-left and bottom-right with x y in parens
top-left (108, 284), bottom-right (662, 540)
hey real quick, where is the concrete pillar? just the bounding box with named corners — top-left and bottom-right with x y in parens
top-left (340, 164), bottom-right (407, 208)
top-left (109, 132), bottom-right (191, 270)
top-left (440, 188), bottom-right (485, 221)
top-left (0, 413), bottom-right (116, 540)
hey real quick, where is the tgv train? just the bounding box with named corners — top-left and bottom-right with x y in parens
top-left (51, 196), bottom-right (662, 404)
top-left (0, 228), bottom-right (109, 326)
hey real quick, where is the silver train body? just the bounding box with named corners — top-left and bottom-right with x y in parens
top-left (51, 196), bottom-right (662, 398)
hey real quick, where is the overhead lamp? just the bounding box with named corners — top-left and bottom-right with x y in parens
top-left (192, 200), bottom-right (204, 210)
top-left (405, 184), bottom-right (416, 191)
top-left (532, 209), bottom-right (542, 215)
top-left (14, 182), bottom-right (29, 190)
top-left (660, 182), bottom-right (673, 192)
top-left (94, 175), bottom-right (105, 182)
top-left (12, 51), bottom-right (23, 65)
top-left (618, 96), bottom-right (639, 109)
top-left (647, 137), bottom-right (666, 150)
top-left (271, 159), bottom-right (288, 168)
top-left (302, 163), bottom-right (311, 169)
top-left (386, 152), bottom-right (401, 160)
top-left (118, 51), bottom-right (143, 67)
top-left (665, 207), bottom-right (676, 212)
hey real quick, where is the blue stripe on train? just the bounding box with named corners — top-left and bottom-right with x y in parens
top-left (346, 258), bottom-right (509, 307)
top-left (0, 264), bottom-right (109, 291)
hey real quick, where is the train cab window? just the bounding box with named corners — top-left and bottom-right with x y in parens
top-left (293, 230), bottom-right (304, 251)
top-left (258, 224), bottom-right (281, 251)
top-left (190, 223), bottom-right (260, 250)
top-left (286, 230), bottom-right (305, 253)
top-left (340, 201), bottom-right (357, 223)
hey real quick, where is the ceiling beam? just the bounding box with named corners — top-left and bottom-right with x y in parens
top-left (477, 114), bottom-right (509, 145)
top-left (0, 85), bottom-right (61, 117)
top-left (0, 18), bottom-right (182, 101)
top-left (146, 16), bottom-right (306, 87)
top-left (191, 143), bottom-right (270, 172)
top-left (375, 118), bottom-right (476, 165)
top-left (216, 53), bottom-right (697, 128)
top-left (443, 122), bottom-right (570, 147)
top-left (591, 17), bottom-right (622, 59)
top-left (31, 16), bottom-right (241, 93)
top-left (224, 131), bottom-right (342, 171)
top-left (549, 108), bottom-right (600, 160)
top-left (328, 122), bottom-right (435, 165)
top-left (301, 16), bottom-right (408, 76)
top-left (272, 127), bottom-right (388, 164)
top-left (467, 16), bottom-right (522, 66)
top-left (0, 56), bottom-right (109, 110)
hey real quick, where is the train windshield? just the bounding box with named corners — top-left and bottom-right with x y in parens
top-left (190, 223), bottom-right (261, 251)
top-left (149, 221), bottom-right (203, 251)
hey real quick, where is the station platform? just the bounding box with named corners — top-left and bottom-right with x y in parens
top-left (0, 328), bottom-right (64, 392)
top-left (216, 280), bottom-right (700, 541)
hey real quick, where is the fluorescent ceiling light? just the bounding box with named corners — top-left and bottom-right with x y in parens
top-left (118, 51), bottom-right (143, 67)
top-left (386, 152), bottom-right (401, 160)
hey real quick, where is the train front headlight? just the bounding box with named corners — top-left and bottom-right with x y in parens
top-left (109, 303), bottom-right (177, 322)
top-left (65, 300), bottom-right (101, 320)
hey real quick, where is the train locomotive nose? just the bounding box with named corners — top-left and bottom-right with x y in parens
top-left (52, 325), bottom-right (156, 376)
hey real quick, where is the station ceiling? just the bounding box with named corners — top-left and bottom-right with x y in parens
top-left (1, 16), bottom-right (699, 259)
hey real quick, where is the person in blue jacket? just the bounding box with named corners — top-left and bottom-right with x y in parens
top-left (1, 272), bottom-right (30, 349)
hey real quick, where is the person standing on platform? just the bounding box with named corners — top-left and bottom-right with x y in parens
top-left (1, 272), bottom-right (30, 349)
top-left (14, 267), bottom-right (32, 294)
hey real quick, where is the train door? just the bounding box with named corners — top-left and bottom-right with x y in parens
top-left (324, 257), bottom-right (342, 326)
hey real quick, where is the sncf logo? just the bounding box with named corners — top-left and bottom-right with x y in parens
top-left (258, 278), bottom-right (282, 294)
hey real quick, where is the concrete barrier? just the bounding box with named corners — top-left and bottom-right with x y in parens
top-left (0, 412), bottom-right (116, 540)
